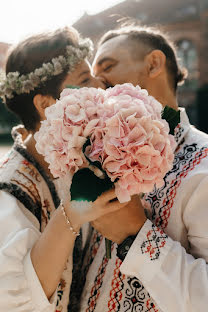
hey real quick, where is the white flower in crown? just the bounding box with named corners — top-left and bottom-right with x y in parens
top-left (0, 69), bottom-right (5, 80)
top-left (7, 71), bottom-right (20, 81)
top-left (42, 63), bottom-right (54, 75)
top-left (22, 80), bottom-right (34, 94)
top-left (34, 68), bottom-right (46, 77)
top-left (57, 55), bottom-right (68, 68)
top-left (5, 87), bottom-right (13, 99)
top-left (19, 74), bottom-right (27, 82)
top-left (0, 38), bottom-right (93, 99)
top-left (9, 79), bottom-right (19, 90)
top-left (28, 72), bottom-right (41, 87)
top-left (52, 59), bottom-right (63, 75)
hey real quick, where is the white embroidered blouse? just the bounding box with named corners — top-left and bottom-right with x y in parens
top-left (1, 108), bottom-right (208, 312)
top-left (79, 108), bottom-right (208, 312)
top-left (0, 191), bottom-right (58, 311)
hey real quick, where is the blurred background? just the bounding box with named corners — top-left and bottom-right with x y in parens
top-left (0, 0), bottom-right (208, 157)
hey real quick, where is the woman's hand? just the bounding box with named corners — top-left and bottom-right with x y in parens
top-left (65, 189), bottom-right (127, 230)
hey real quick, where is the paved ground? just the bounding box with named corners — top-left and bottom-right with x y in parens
top-left (0, 145), bottom-right (11, 158)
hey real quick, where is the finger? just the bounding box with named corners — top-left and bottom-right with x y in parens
top-left (109, 197), bottom-right (118, 203)
top-left (105, 200), bottom-right (127, 213)
top-left (90, 221), bottom-right (95, 228)
top-left (97, 188), bottom-right (116, 203)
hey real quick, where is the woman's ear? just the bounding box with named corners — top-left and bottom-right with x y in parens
top-left (145, 50), bottom-right (166, 79)
top-left (33, 94), bottom-right (55, 120)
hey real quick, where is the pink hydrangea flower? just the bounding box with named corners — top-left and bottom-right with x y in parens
top-left (35, 83), bottom-right (176, 202)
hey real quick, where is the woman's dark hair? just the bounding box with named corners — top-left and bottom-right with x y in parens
top-left (98, 25), bottom-right (187, 92)
top-left (5, 27), bottom-right (80, 131)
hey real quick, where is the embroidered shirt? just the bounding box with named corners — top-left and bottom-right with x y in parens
top-left (0, 147), bottom-right (74, 312)
top-left (0, 191), bottom-right (58, 311)
top-left (80, 108), bottom-right (208, 312)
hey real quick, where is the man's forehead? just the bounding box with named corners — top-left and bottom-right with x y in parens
top-left (94, 35), bottom-right (129, 64)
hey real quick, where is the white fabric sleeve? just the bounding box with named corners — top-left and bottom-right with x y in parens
top-left (0, 190), bottom-right (57, 312)
top-left (120, 176), bottom-right (208, 312)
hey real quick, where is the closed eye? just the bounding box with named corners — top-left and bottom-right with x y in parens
top-left (103, 64), bottom-right (113, 72)
top-left (81, 78), bottom-right (90, 84)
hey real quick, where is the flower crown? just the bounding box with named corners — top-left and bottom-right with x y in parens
top-left (0, 38), bottom-right (93, 99)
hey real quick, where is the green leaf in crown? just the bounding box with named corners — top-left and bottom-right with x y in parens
top-left (65, 84), bottom-right (81, 89)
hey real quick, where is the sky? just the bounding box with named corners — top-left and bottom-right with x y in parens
top-left (1, 0), bottom-right (124, 44)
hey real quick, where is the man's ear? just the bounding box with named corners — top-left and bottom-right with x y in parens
top-left (145, 50), bottom-right (166, 79)
top-left (33, 94), bottom-right (55, 120)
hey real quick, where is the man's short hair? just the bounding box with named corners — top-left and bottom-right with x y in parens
top-left (98, 25), bottom-right (187, 92)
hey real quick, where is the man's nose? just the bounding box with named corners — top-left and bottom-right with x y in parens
top-left (93, 77), bottom-right (106, 89)
top-left (92, 67), bottom-right (107, 84)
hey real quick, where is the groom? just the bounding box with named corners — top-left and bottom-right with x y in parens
top-left (78, 26), bottom-right (208, 311)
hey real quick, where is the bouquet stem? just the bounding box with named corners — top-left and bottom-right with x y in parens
top-left (105, 238), bottom-right (112, 259)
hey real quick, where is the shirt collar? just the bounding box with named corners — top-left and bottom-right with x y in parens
top-left (174, 108), bottom-right (190, 148)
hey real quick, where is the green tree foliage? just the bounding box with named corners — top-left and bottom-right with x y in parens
top-left (0, 97), bottom-right (20, 143)
top-left (0, 97), bottom-right (19, 129)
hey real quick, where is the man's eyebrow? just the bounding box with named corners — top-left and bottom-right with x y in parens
top-left (97, 57), bottom-right (116, 66)
top-left (78, 70), bottom-right (90, 78)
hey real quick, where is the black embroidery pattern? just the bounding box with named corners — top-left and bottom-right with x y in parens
top-left (174, 125), bottom-right (184, 143)
top-left (124, 277), bottom-right (158, 312)
top-left (140, 224), bottom-right (168, 260)
top-left (0, 182), bottom-right (41, 223)
top-left (84, 230), bottom-right (103, 276)
top-left (143, 143), bottom-right (200, 227)
top-left (107, 258), bottom-right (125, 311)
top-left (15, 145), bottom-right (60, 208)
top-left (72, 230), bottom-right (102, 312)
top-left (86, 251), bottom-right (112, 312)
top-left (115, 270), bottom-right (125, 310)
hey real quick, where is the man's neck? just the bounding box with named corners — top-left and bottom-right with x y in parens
top-left (146, 77), bottom-right (178, 111)
top-left (146, 72), bottom-right (178, 110)
top-left (155, 91), bottom-right (178, 111)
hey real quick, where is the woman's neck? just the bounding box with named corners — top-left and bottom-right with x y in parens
top-left (25, 135), bottom-right (53, 178)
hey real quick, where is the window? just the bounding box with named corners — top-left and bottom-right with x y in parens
top-left (176, 39), bottom-right (198, 89)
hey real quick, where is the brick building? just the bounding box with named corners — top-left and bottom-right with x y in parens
top-left (74, 0), bottom-right (208, 129)
top-left (0, 42), bottom-right (10, 69)
top-left (0, 1), bottom-right (207, 131)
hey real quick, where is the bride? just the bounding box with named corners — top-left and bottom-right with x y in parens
top-left (0, 27), bottom-right (126, 312)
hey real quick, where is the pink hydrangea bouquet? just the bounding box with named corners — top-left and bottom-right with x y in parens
top-left (35, 83), bottom-right (179, 258)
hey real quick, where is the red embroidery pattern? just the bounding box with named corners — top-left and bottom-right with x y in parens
top-left (146, 298), bottom-right (159, 312)
top-left (124, 277), bottom-right (160, 311)
top-left (22, 160), bottom-right (29, 166)
top-left (0, 158), bottom-right (9, 168)
top-left (14, 169), bottom-right (41, 202)
top-left (141, 224), bottom-right (167, 260)
top-left (84, 231), bottom-right (103, 279)
top-left (41, 199), bottom-right (52, 227)
top-left (21, 160), bottom-right (41, 182)
top-left (156, 147), bottom-right (208, 230)
top-left (107, 258), bottom-right (125, 312)
top-left (90, 231), bottom-right (103, 263)
top-left (86, 244), bottom-right (115, 312)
